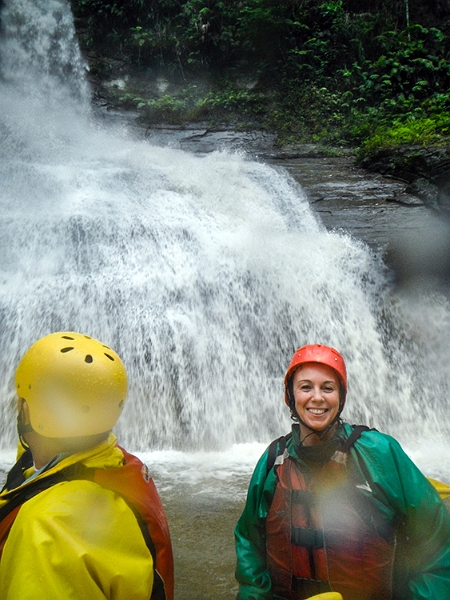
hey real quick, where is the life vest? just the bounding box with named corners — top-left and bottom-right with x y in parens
top-left (265, 428), bottom-right (396, 600)
top-left (0, 446), bottom-right (174, 600)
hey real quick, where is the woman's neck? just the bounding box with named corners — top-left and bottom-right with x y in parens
top-left (299, 421), bottom-right (339, 446)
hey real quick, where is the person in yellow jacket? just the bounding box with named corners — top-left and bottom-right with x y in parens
top-left (0, 332), bottom-right (174, 600)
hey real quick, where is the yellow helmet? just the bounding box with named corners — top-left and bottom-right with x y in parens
top-left (15, 332), bottom-right (128, 438)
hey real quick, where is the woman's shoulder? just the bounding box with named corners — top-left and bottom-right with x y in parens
top-left (343, 422), bottom-right (405, 457)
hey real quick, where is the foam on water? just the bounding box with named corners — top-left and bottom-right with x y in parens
top-left (2, 440), bottom-right (448, 502)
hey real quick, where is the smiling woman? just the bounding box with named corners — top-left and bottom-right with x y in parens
top-left (234, 343), bottom-right (450, 600)
top-left (291, 363), bottom-right (341, 440)
top-left (286, 345), bottom-right (347, 446)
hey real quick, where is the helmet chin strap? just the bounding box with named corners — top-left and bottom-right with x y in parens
top-left (17, 403), bottom-right (34, 441)
top-left (298, 413), bottom-right (342, 445)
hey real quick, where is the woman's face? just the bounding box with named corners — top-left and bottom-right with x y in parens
top-left (292, 362), bottom-right (341, 441)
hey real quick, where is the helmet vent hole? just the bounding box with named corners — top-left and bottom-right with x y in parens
top-left (61, 336), bottom-right (75, 340)
top-left (85, 355), bottom-right (93, 363)
top-left (104, 353), bottom-right (115, 361)
top-left (61, 347), bottom-right (74, 353)
top-left (80, 405), bottom-right (90, 413)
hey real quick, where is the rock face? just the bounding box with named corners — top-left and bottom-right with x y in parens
top-left (359, 146), bottom-right (450, 215)
top-left (268, 153), bottom-right (450, 296)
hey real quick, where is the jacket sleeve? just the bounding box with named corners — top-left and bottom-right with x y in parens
top-left (352, 432), bottom-right (450, 599)
top-left (0, 479), bottom-right (154, 599)
top-left (235, 448), bottom-right (276, 600)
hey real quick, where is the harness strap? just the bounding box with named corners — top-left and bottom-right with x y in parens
top-left (341, 425), bottom-right (372, 452)
top-left (292, 489), bottom-right (315, 504)
top-left (127, 502), bottom-right (167, 600)
top-left (0, 447), bottom-right (33, 493)
top-left (291, 526), bottom-right (324, 549)
top-left (266, 432), bottom-right (292, 475)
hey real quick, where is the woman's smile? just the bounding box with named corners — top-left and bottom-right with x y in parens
top-left (307, 408), bottom-right (328, 414)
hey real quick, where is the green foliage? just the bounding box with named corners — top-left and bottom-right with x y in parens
top-left (357, 112), bottom-right (450, 156)
top-left (265, 85), bottom-right (355, 145)
top-left (117, 83), bottom-right (268, 125)
top-left (70, 0), bottom-right (450, 149)
top-left (353, 25), bottom-right (450, 107)
top-left (280, 1), bottom-right (355, 87)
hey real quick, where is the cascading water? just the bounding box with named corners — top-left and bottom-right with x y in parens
top-left (1, 0), bottom-right (449, 486)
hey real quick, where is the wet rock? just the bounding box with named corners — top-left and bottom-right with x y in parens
top-left (359, 146), bottom-right (450, 214)
top-left (405, 177), bottom-right (439, 209)
top-left (142, 125), bottom-right (278, 155)
top-left (269, 154), bottom-right (428, 253)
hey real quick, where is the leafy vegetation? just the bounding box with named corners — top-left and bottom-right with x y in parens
top-left (70, 0), bottom-right (450, 151)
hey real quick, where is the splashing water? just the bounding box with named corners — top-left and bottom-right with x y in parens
top-left (0, 0), bottom-right (449, 484)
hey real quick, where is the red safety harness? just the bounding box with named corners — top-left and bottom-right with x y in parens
top-left (265, 426), bottom-right (396, 600)
top-left (0, 446), bottom-right (174, 600)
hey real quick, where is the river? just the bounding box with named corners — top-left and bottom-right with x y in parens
top-left (1, 1), bottom-right (450, 598)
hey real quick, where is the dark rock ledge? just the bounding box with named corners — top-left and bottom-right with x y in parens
top-left (358, 146), bottom-right (450, 214)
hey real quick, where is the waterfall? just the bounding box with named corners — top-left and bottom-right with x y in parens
top-left (1, 0), bottom-right (449, 477)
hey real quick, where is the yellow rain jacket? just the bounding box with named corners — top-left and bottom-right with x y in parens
top-left (0, 434), bottom-right (155, 599)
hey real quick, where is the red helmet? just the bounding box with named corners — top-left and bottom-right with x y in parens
top-left (284, 344), bottom-right (347, 407)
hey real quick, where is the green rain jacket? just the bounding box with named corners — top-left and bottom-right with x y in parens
top-left (235, 423), bottom-right (450, 600)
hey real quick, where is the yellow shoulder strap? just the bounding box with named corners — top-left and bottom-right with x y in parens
top-left (428, 478), bottom-right (450, 500)
top-left (304, 593), bottom-right (343, 600)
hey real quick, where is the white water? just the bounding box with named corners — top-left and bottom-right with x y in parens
top-left (1, 0), bottom-right (450, 485)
